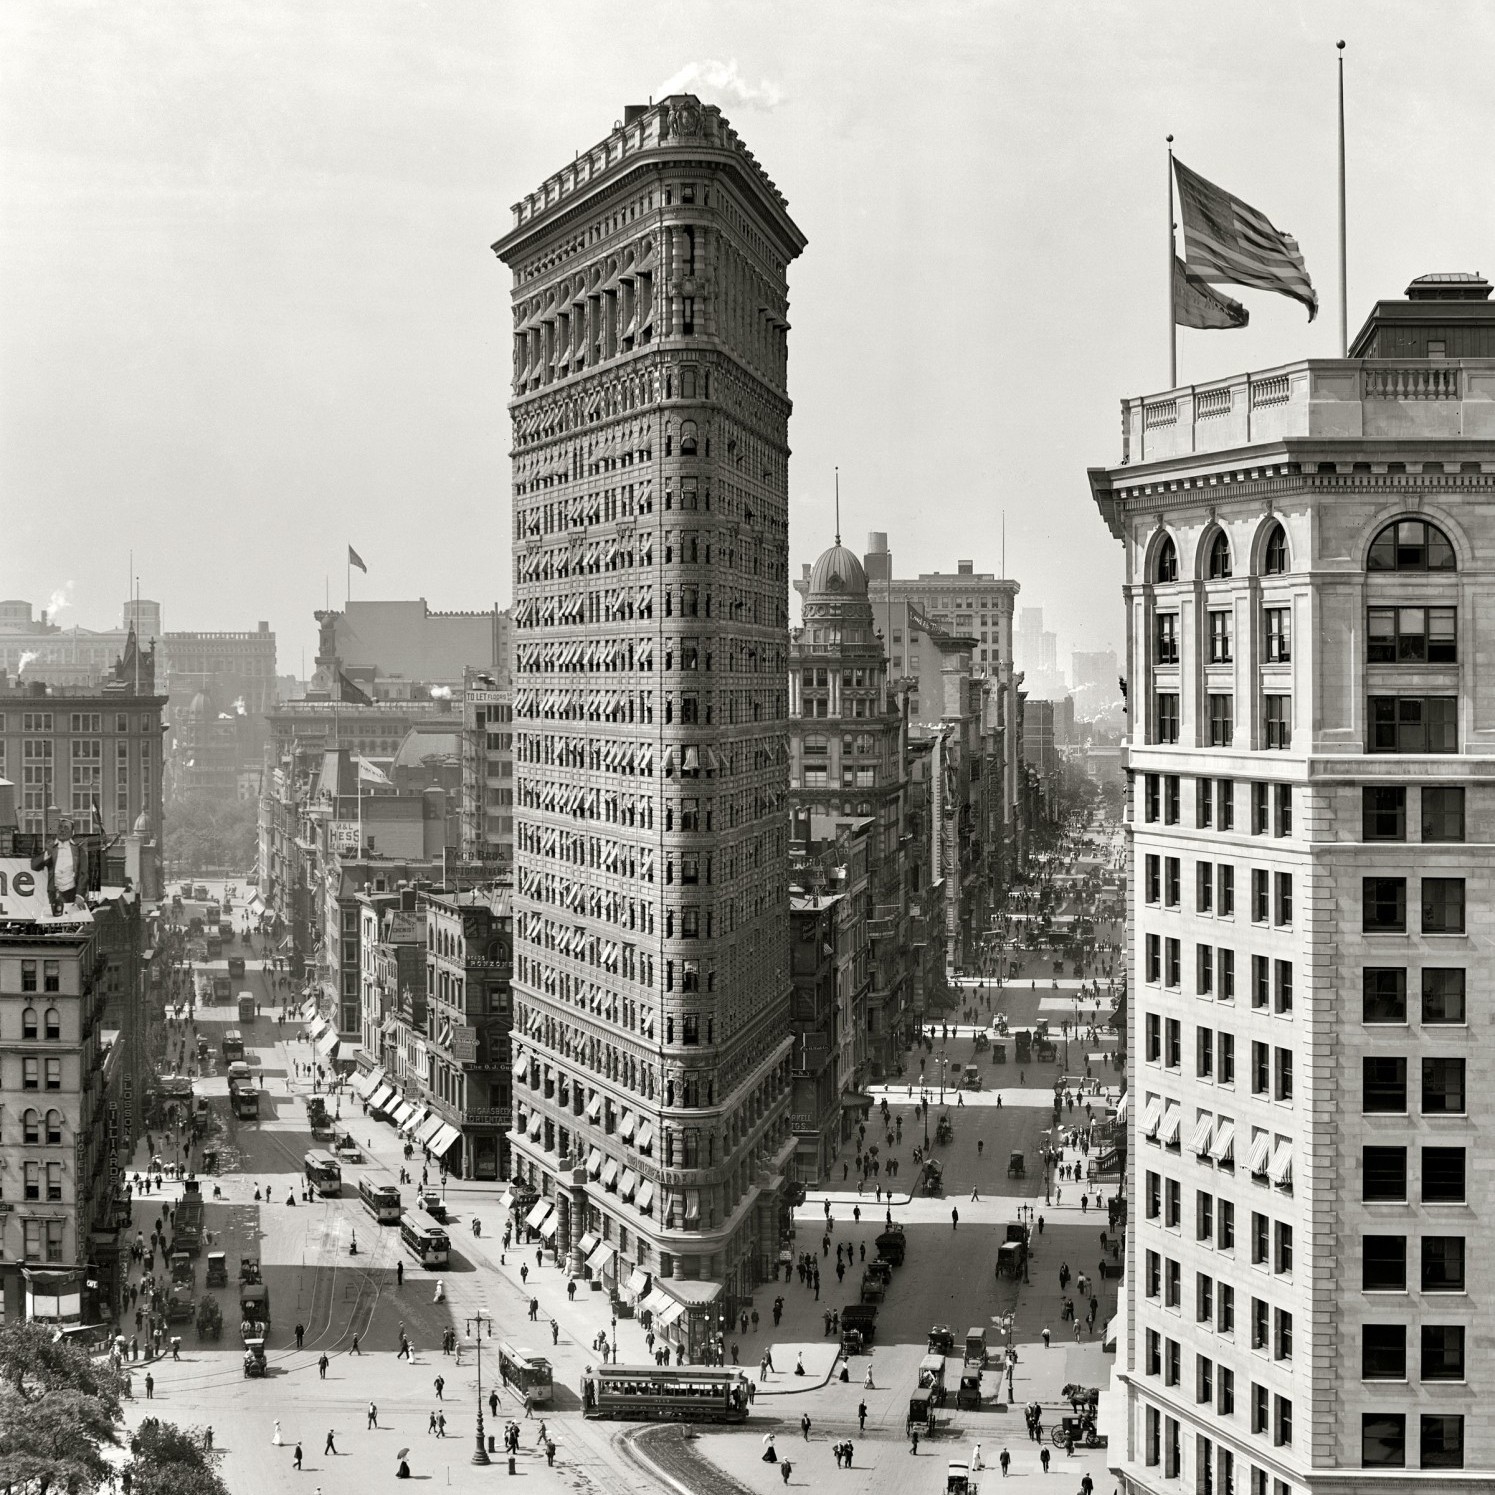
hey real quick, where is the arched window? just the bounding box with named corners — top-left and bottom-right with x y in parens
top-left (1263, 524), bottom-right (1289, 576)
top-left (1155, 536), bottom-right (1178, 583)
top-left (1208, 532), bottom-right (1232, 580)
top-left (44, 1008), bottom-right (60, 1041)
top-left (21, 1007), bottom-right (36, 1040)
top-left (1368, 518), bottom-right (1456, 572)
top-left (45, 1110), bottom-right (62, 1145)
top-left (22, 1109), bottom-right (39, 1145)
top-left (679, 420), bottom-right (699, 456)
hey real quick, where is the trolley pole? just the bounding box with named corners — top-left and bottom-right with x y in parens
top-left (468, 1311), bottom-right (494, 1464)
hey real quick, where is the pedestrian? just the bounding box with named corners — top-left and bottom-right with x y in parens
top-left (520, 1263), bottom-right (529, 1285)
top-left (144, 1373), bottom-right (154, 1400)
top-left (858, 1400), bottom-right (867, 1432)
top-left (489, 1389), bottom-right (499, 1418)
top-left (318, 1352), bottom-right (329, 1378)
top-left (350, 1333), bottom-right (361, 1354)
top-left (952, 1207), bottom-right (959, 1229)
top-left (999, 1446), bottom-right (1010, 1476)
top-left (367, 1402), bottom-right (378, 1429)
top-left (323, 1429), bottom-right (338, 1458)
top-left (910, 1427), bottom-right (920, 1454)
top-left (1042, 1325), bottom-right (1051, 1348)
top-left (396, 1260), bottom-right (404, 1286)
top-left (545, 1440), bottom-right (556, 1466)
top-left (1040, 1446), bottom-right (1050, 1473)
top-left (551, 1318), bottom-right (560, 1345)
top-left (293, 1442), bottom-right (303, 1471)
top-left (437, 1412), bottom-right (446, 1438)
top-left (434, 1374), bottom-right (444, 1400)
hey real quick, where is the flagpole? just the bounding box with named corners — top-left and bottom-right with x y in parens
top-left (1337, 40), bottom-right (1348, 357)
top-left (1167, 135), bottom-right (1177, 387)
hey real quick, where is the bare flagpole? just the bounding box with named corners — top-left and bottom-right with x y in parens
top-left (1337, 40), bottom-right (1349, 357)
top-left (1167, 135), bottom-right (1177, 386)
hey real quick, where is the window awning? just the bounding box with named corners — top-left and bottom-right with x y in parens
top-left (619, 1168), bottom-right (637, 1201)
top-left (316, 1029), bottom-right (340, 1059)
top-left (586, 1242), bottom-right (615, 1275)
top-left (305, 1016), bottom-right (330, 1041)
top-left (587, 1147), bottom-right (603, 1179)
top-left (1141, 1097), bottom-right (1163, 1140)
top-left (429, 1123), bottom-right (461, 1157)
top-left (1247, 1133), bottom-right (1272, 1176)
top-left (402, 1108), bottom-right (429, 1137)
top-left (577, 1232), bottom-right (600, 1258)
top-left (624, 1267), bottom-right (650, 1299)
top-left (1268, 1141), bottom-right (1293, 1187)
top-left (620, 1110), bottom-right (635, 1141)
top-left (498, 1189), bottom-right (515, 1212)
top-left (1188, 1116), bottom-right (1214, 1156)
top-left (635, 1180), bottom-right (654, 1211)
top-left (1210, 1120), bottom-right (1235, 1165)
top-left (636, 1120), bottom-right (654, 1151)
top-left (369, 1084), bottom-right (396, 1112)
top-left (390, 1101), bottom-right (416, 1129)
top-left (353, 1068), bottom-right (385, 1100)
top-left (657, 1298), bottom-right (687, 1327)
top-left (639, 1287), bottom-right (671, 1317)
top-left (684, 1199), bottom-right (700, 1225)
top-left (600, 1159), bottom-right (618, 1189)
top-left (538, 1210), bottom-right (559, 1239)
top-left (512, 1052), bottom-right (530, 1079)
top-left (415, 1114), bottom-right (445, 1147)
top-left (525, 1199), bottom-right (552, 1230)
top-left (586, 1094), bottom-right (603, 1122)
top-left (1160, 1104), bottom-right (1182, 1147)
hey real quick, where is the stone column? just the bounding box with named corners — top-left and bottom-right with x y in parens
top-left (567, 1167), bottom-right (588, 1275)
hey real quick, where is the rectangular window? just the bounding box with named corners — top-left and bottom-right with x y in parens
top-left (1264, 607), bottom-right (1291, 663)
top-left (1218, 948), bottom-right (1235, 1002)
top-left (1165, 775), bottom-right (1181, 825)
top-left (1274, 1046), bottom-right (1293, 1102)
top-left (1422, 1236), bottom-right (1464, 1291)
top-left (1274, 872), bottom-right (1292, 927)
top-left (1164, 858), bottom-right (1181, 907)
top-left (1156, 693), bottom-right (1180, 744)
top-left (1422, 1057), bottom-right (1465, 1115)
top-left (1197, 779), bottom-right (1214, 827)
top-left (1273, 1308), bottom-right (1293, 1361)
top-left (1145, 774), bottom-right (1160, 823)
top-left (1251, 868), bottom-right (1268, 923)
top-left (1218, 864), bottom-right (1234, 916)
top-left (1369, 696), bottom-right (1458, 753)
top-left (1209, 694), bottom-right (1234, 747)
top-left (1274, 783), bottom-right (1291, 837)
top-left (1218, 1282), bottom-right (1234, 1333)
top-left (1421, 1415), bottom-right (1464, 1470)
top-left (1165, 1016), bottom-right (1181, 1066)
top-left (1145, 1406), bottom-right (1161, 1466)
top-left (1363, 1057), bottom-right (1408, 1113)
top-left (1363, 967), bottom-right (1407, 1023)
top-left (1275, 1221), bottom-right (1293, 1275)
top-left (1422, 968), bottom-right (1466, 1024)
top-left (1274, 960), bottom-right (1292, 1013)
top-left (1147, 1170), bottom-right (1161, 1219)
top-left (1362, 1235), bottom-right (1406, 1292)
top-left (1197, 861), bottom-right (1214, 913)
top-left (1209, 610), bottom-right (1233, 663)
top-left (1421, 786), bottom-right (1464, 842)
top-left (1166, 1180), bottom-right (1181, 1227)
top-left (1274, 1395), bottom-right (1292, 1448)
top-left (1251, 1211), bottom-right (1268, 1265)
top-left (1251, 954), bottom-right (1268, 1010)
top-left (1197, 945), bottom-right (1214, 997)
top-left (1362, 1323), bottom-right (1406, 1380)
top-left (1421, 878), bottom-right (1465, 935)
top-left (1197, 1354), bottom-right (1213, 1403)
top-left (1146, 1250), bottom-right (1161, 1298)
top-left (1218, 779), bottom-right (1234, 830)
top-left (1367, 605), bottom-right (1457, 664)
top-left (1362, 1413), bottom-right (1405, 1468)
top-left (1422, 1325), bottom-right (1465, 1382)
top-left (1196, 1191), bottom-right (1214, 1242)
top-left (1197, 1025), bottom-right (1214, 1074)
top-left (1363, 786), bottom-right (1406, 840)
top-left (1155, 612), bottom-right (1180, 665)
top-left (1146, 1011), bottom-right (1161, 1061)
top-left (1363, 1145), bottom-right (1407, 1201)
top-left (1423, 1147), bottom-right (1465, 1203)
top-left (1145, 855), bottom-right (1161, 904)
top-left (1219, 1032), bottom-right (1235, 1083)
top-left (1165, 941), bottom-right (1181, 990)
top-left (1363, 877), bottom-right (1407, 932)
top-left (1252, 781), bottom-right (1269, 835)
top-left (1165, 1259), bottom-right (1181, 1307)
top-left (1218, 1366), bottom-right (1234, 1415)
top-left (1218, 1198), bottom-right (1235, 1249)
top-left (1145, 936), bottom-right (1161, 985)
top-left (1251, 1383), bottom-right (1268, 1436)
top-left (1251, 1042), bottom-right (1268, 1096)
top-left (1263, 695), bottom-right (1291, 749)
top-left (1146, 1327), bottom-right (1161, 1374)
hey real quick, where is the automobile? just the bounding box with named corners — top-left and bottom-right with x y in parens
top-left (917, 1354), bottom-right (947, 1404)
top-left (864, 1259), bottom-right (893, 1287)
top-left (907, 1387), bottom-right (939, 1433)
top-left (875, 1228), bottom-right (906, 1267)
top-left (1007, 1150), bottom-right (1026, 1178)
top-left (947, 1460), bottom-right (978, 1495)
top-left (956, 1371), bottom-right (983, 1410)
top-left (205, 1252), bottom-right (228, 1288)
top-left (419, 1191), bottom-right (448, 1222)
top-left (243, 1337), bottom-right (268, 1378)
top-left (964, 1325), bottom-right (988, 1368)
top-left (927, 1324), bottom-right (955, 1356)
top-left (961, 1064), bottom-right (981, 1090)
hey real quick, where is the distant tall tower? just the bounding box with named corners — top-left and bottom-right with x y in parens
top-left (494, 96), bottom-right (807, 1322)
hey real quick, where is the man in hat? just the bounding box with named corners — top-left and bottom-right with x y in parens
top-left (30, 817), bottom-right (89, 915)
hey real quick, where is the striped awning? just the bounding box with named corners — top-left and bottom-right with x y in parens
top-left (538, 1211), bottom-right (559, 1239)
top-left (415, 1114), bottom-right (445, 1147)
top-left (353, 1068), bottom-right (386, 1100)
top-left (577, 1232), bottom-right (600, 1257)
top-left (369, 1084), bottom-right (396, 1112)
top-left (586, 1242), bottom-right (615, 1275)
top-left (640, 1287), bottom-right (671, 1317)
top-left (525, 1199), bottom-right (552, 1230)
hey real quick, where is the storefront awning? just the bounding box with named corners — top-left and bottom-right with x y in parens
top-left (577, 1232), bottom-right (600, 1258)
top-left (1210, 1120), bottom-right (1235, 1165)
top-left (538, 1210), bottom-right (559, 1239)
top-left (429, 1123), bottom-right (461, 1157)
top-left (402, 1108), bottom-right (429, 1137)
top-left (306, 1016), bottom-right (329, 1041)
top-left (499, 1189), bottom-right (515, 1212)
top-left (316, 1029), bottom-right (340, 1059)
top-left (640, 1287), bottom-right (671, 1317)
top-left (620, 1109), bottom-right (635, 1141)
top-left (586, 1242), bottom-right (615, 1275)
top-left (389, 1100), bottom-right (415, 1129)
top-left (1159, 1104), bottom-right (1182, 1147)
top-left (525, 1199), bottom-right (552, 1230)
top-left (369, 1084), bottom-right (396, 1113)
top-left (624, 1267), bottom-right (650, 1299)
top-left (415, 1114), bottom-right (445, 1147)
top-left (353, 1068), bottom-right (385, 1100)
top-left (657, 1298), bottom-right (687, 1327)
top-left (585, 1094), bottom-right (602, 1122)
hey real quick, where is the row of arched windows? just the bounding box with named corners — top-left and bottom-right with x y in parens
top-left (17, 1008), bottom-right (62, 1041)
top-left (20, 1109), bottom-right (66, 1144)
top-left (1152, 517), bottom-right (1456, 585)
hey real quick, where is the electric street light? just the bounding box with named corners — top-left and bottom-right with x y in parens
top-left (466, 1311), bottom-right (495, 1464)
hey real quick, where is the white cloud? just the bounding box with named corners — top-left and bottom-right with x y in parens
top-left (656, 58), bottom-right (783, 112)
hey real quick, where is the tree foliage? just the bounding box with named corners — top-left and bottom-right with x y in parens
top-left (163, 790), bottom-right (257, 874)
top-left (129, 1418), bottom-right (229, 1495)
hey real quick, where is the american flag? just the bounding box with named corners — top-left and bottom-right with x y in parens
top-left (1174, 158), bottom-right (1317, 321)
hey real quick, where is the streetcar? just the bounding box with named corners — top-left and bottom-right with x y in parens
top-left (399, 1209), bottom-right (450, 1268)
top-left (358, 1176), bottom-right (402, 1224)
top-left (498, 1344), bottom-right (553, 1407)
top-left (221, 1030), bottom-right (245, 1063)
top-left (580, 1365), bottom-right (751, 1422)
top-left (303, 1150), bottom-right (343, 1198)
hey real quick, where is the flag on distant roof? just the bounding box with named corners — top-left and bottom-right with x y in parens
top-left (1174, 158), bottom-right (1318, 320)
top-left (1173, 257), bottom-right (1249, 330)
top-left (356, 756), bottom-right (390, 785)
top-left (348, 545), bottom-right (367, 573)
top-left (337, 671), bottom-right (372, 707)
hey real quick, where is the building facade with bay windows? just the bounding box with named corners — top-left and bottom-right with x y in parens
top-left (1091, 273), bottom-right (1495, 1494)
top-left (493, 95), bottom-right (805, 1345)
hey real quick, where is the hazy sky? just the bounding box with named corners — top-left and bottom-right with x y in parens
top-left (3, 2), bottom-right (1492, 674)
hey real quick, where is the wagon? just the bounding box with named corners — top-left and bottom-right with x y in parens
top-left (1051, 1413), bottom-right (1107, 1448)
top-left (1007, 1150), bottom-right (1026, 1178)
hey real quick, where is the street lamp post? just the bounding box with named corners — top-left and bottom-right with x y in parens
top-left (466, 1311), bottom-right (494, 1465)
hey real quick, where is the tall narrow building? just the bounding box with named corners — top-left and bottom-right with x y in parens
top-left (1091, 274), bottom-right (1495, 1493)
top-left (494, 96), bottom-right (806, 1342)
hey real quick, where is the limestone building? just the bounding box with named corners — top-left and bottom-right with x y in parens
top-left (493, 95), bottom-right (805, 1338)
top-left (1091, 273), bottom-right (1495, 1492)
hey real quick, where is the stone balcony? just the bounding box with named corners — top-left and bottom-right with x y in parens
top-left (1121, 359), bottom-right (1495, 467)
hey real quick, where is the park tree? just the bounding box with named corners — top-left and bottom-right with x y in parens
top-left (128, 1418), bottom-right (229, 1495)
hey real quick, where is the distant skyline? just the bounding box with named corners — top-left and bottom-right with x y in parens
top-left (3, 2), bottom-right (1492, 671)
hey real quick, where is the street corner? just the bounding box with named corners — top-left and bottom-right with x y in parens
top-left (754, 1340), bottom-right (840, 1393)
